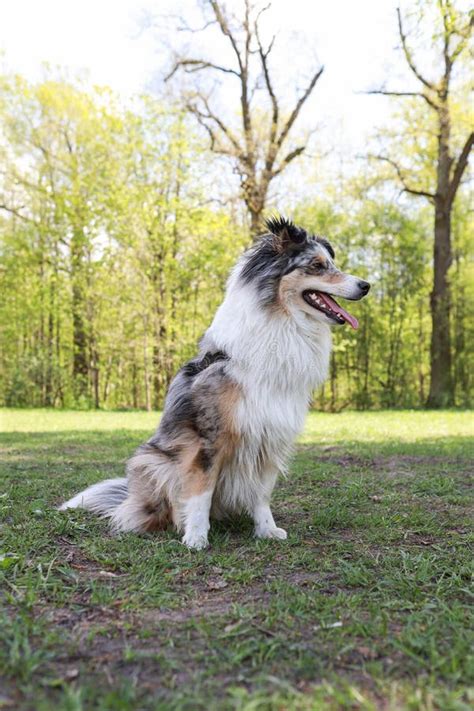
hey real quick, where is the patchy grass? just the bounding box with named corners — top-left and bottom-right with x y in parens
top-left (0, 408), bottom-right (473, 710)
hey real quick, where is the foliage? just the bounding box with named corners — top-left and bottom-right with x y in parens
top-left (365, 0), bottom-right (473, 407)
top-left (0, 67), bottom-right (472, 409)
top-left (0, 74), bottom-right (247, 409)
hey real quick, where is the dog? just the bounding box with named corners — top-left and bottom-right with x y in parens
top-left (60, 216), bottom-right (370, 549)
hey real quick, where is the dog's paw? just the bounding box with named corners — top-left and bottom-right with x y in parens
top-left (255, 526), bottom-right (287, 541)
top-left (181, 531), bottom-right (209, 550)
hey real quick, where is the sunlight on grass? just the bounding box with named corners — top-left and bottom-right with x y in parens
top-left (2, 408), bottom-right (472, 441)
top-left (0, 408), bottom-right (161, 433)
top-left (301, 410), bottom-right (474, 444)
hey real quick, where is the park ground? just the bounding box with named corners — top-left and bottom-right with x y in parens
top-left (0, 409), bottom-right (472, 710)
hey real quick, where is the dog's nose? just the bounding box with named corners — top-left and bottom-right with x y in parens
top-left (358, 280), bottom-right (370, 294)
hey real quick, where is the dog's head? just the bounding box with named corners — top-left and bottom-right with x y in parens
top-left (239, 216), bottom-right (370, 329)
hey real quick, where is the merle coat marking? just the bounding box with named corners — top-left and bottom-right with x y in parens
top-left (60, 217), bottom-right (370, 549)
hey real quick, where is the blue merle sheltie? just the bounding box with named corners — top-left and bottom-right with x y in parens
top-left (60, 217), bottom-right (370, 549)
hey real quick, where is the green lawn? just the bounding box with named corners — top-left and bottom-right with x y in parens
top-left (0, 409), bottom-right (472, 710)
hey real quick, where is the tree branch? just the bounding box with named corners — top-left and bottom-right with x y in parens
top-left (0, 203), bottom-right (36, 223)
top-left (209, 0), bottom-right (244, 74)
top-left (191, 111), bottom-right (235, 158)
top-left (447, 131), bottom-right (474, 205)
top-left (370, 155), bottom-right (436, 200)
top-left (165, 59), bottom-right (240, 82)
top-left (397, 7), bottom-right (436, 91)
top-left (365, 89), bottom-right (438, 110)
top-left (240, 0), bottom-right (254, 164)
top-left (276, 65), bottom-right (324, 150)
top-left (272, 145), bottom-right (306, 177)
top-left (255, 25), bottom-right (277, 119)
top-left (175, 17), bottom-right (216, 33)
top-left (255, 17), bottom-right (279, 173)
top-left (185, 95), bottom-right (244, 158)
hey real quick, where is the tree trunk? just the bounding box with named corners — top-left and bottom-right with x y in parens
top-left (245, 182), bottom-right (266, 238)
top-left (249, 206), bottom-right (263, 237)
top-left (427, 199), bottom-right (453, 407)
top-left (71, 230), bottom-right (89, 403)
top-left (427, 104), bottom-right (454, 407)
top-left (71, 281), bottom-right (88, 401)
top-left (143, 314), bottom-right (152, 412)
top-left (329, 352), bottom-right (337, 412)
top-left (45, 297), bottom-right (54, 407)
top-left (90, 341), bottom-right (100, 409)
top-left (417, 298), bottom-right (426, 404)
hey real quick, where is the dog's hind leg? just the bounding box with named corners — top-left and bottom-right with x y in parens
top-left (109, 446), bottom-right (174, 534)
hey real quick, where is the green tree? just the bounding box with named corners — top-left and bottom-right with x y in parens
top-left (0, 73), bottom-right (247, 408)
top-left (367, 1), bottom-right (473, 407)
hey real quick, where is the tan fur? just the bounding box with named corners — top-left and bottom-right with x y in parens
top-left (277, 271), bottom-right (301, 313)
top-left (310, 256), bottom-right (329, 270)
top-left (119, 378), bottom-right (243, 534)
top-left (181, 379), bottom-right (241, 500)
top-left (322, 271), bottom-right (345, 283)
top-left (216, 379), bottom-right (241, 459)
top-left (141, 498), bottom-right (173, 532)
top-left (277, 268), bottom-right (345, 312)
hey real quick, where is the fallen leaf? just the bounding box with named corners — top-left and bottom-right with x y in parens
top-left (207, 579), bottom-right (228, 590)
top-left (356, 645), bottom-right (377, 659)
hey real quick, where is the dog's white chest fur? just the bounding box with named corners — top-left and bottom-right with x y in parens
top-left (205, 281), bottom-right (332, 513)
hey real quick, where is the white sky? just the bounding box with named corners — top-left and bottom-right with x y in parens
top-left (0, 0), bottom-right (405, 160)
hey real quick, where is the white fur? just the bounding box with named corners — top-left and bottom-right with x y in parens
top-left (59, 478), bottom-right (128, 514)
top-left (253, 503), bottom-right (287, 539)
top-left (181, 490), bottom-right (214, 550)
top-left (203, 264), bottom-right (332, 526)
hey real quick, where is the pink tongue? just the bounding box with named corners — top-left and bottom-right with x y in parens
top-left (319, 292), bottom-right (359, 330)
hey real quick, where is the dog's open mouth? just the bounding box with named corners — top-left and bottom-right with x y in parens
top-left (303, 290), bottom-right (359, 330)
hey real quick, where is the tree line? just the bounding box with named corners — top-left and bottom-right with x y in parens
top-left (0, 0), bottom-right (472, 410)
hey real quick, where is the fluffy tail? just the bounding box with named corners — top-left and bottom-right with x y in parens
top-left (59, 478), bottom-right (128, 517)
top-left (59, 463), bottom-right (173, 534)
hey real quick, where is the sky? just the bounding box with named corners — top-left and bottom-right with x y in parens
top-left (0, 0), bottom-right (408, 167)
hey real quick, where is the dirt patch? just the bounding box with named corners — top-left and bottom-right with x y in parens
top-left (297, 446), bottom-right (473, 481)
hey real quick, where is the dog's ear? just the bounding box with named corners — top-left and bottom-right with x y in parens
top-left (264, 215), bottom-right (306, 253)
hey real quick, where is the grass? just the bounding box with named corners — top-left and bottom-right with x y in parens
top-left (0, 408), bottom-right (473, 710)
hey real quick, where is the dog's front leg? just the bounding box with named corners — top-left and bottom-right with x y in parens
top-left (253, 469), bottom-right (287, 541)
top-left (181, 488), bottom-right (215, 550)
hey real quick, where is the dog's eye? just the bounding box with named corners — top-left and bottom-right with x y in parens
top-left (313, 258), bottom-right (327, 270)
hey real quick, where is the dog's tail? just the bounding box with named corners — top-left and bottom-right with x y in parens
top-left (59, 448), bottom-right (174, 534)
top-left (59, 478), bottom-right (129, 517)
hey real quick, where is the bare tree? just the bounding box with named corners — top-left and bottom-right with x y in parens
top-left (368, 1), bottom-right (473, 408)
top-left (165, 0), bottom-right (324, 235)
